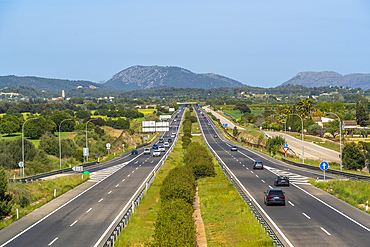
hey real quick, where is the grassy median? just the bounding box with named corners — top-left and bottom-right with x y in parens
top-left (115, 133), bottom-right (273, 246)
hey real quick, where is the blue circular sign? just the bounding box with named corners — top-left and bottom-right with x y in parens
top-left (283, 143), bottom-right (288, 148)
top-left (320, 161), bottom-right (329, 171)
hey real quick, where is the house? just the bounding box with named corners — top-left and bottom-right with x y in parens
top-left (342, 120), bottom-right (357, 130)
top-left (312, 117), bottom-right (334, 127)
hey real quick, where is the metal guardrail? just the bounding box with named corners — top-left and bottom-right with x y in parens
top-left (9, 161), bottom-right (98, 183)
top-left (281, 158), bottom-right (370, 181)
top-left (196, 107), bottom-right (284, 247)
top-left (103, 109), bottom-right (184, 247)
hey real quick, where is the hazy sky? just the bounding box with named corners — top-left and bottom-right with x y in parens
top-left (1, 0), bottom-right (370, 88)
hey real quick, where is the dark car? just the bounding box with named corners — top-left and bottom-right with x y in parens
top-left (274, 176), bottom-right (290, 186)
top-left (264, 188), bottom-right (286, 206)
top-left (168, 138), bottom-right (173, 143)
top-left (152, 144), bottom-right (158, 149)
top-left (131, 149), bottom-right (138, 155)
top-left (159, 138), bottom-right (164, 143)
top-left (204, 117), bottom-right (206, 119)
top-left (214, 134), bottom-right (218, 138)
top-left (253, 161), bottom-right (263, 169)
top-left (231, 145), bottom-right (237, 151)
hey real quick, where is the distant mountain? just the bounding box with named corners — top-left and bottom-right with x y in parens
top-left (281, 71), bottom-right (370, 90)
top-left (104, 65), bottom-right (245, 90)
top-left (0, 75), bottom-right (116, 92)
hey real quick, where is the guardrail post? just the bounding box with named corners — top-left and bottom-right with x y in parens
top-left (132, 202), bottom-right (135, 213)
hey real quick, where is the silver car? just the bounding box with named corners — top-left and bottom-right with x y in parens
top-left (153, 150), bottom-right (161, 157)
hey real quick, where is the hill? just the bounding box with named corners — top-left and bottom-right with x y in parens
top-left (0, 75), bottom-right (116, 92)
top-left (281, 71), bottom-right (370, 90)
top-left (104, 65), bottom-right (245, 90)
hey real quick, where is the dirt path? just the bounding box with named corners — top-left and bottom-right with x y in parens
top-left (194, 187), bottom-right (207, 247)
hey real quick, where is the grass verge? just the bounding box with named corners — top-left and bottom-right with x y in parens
top-left (309, 178), bottom-right (370, 214)
top-left (0, 174), bottom-right (89, 230)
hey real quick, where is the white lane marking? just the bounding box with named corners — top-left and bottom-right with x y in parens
top-left (122, 179), bottom-right (125, 182)
top-left (116, 184), bottom-right (119, 187)
top-left (48, 237), bottom-right (58, 246)
top-left (70, 220), bottom-right (78, 227)
top-left (108, 191), bottom-right (112, 194)
top-left (127, 174), bottom-right (130, 177)
top-left (288, 201), bottom-right (295, 207)
top-left (246, 167), bottom-right (249, 170)
top-left (86, 208), bottom-right (92, 213)
top-left (269, 185), bottom-right (273, 189)
top-left (302, 213), bottom-right (311, 219)
top-left (321, 227), bottom-right (331, 236)
top-left (293, 183), bottom-right (370, 232)
top-left (137, 167), bottom-right (139, 169)
top-left (256, 175), bottom-right (259, 178)
top-left (132, 171), bottom-right (135, 173)
top-left (251, 171), bottom-right (254, 173)
top-left (98, 198), bottom-right (103, 203)
top-left (261, 180), bottom-right (265, 183)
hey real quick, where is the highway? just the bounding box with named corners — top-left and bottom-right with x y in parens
top-left (0, 108), bottom-right (184, 247)
top-left (196, 109), bottom-right (370, 247)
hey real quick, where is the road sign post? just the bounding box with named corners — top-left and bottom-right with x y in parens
top-left (106, 143), bottom-right (111, 157)
top-left (320, 161), bottom-right (329, 182)
top-left (283, 143), bottom-right (289, 154)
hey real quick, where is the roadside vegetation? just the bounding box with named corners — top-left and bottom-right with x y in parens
top-left (0, 170), bottom-right (89, 230)
top-left (309, 178), bottom-right (370, 214)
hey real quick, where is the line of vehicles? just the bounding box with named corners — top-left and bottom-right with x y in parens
top-left (131, 132), bottom-right (177, 157)
top-left (199, 109), bottom-right (289, 207)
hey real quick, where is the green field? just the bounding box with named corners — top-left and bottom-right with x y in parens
top-left (251, 110), bottom-right (264, 114)
top-left (224, 110), bottom-right (244, 120)
top-left (0, 131), bottom-right (74, 148)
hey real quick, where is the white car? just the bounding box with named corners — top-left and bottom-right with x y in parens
top-left (171, 134), bottom-right (175, 138)
top-left (153, 150), bottom-right (161, 157)
top-left (172, 132), bottom-right (176, 136)
top-left (158, 146), bottom-right (165, 152)
top-left (143, 148), bottom-right (151, 155)
top-left (164, 142), bottom-right (169, 148)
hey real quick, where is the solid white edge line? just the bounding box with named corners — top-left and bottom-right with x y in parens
top-left (48, 237), bottom-right (58, 246)
top-left (198, 116), bottom-right (295, 247)
top-left (0, 154), bottom-right (142, 247)
top-left (293, 183), bottom-right (370, 232)
top-left (320, 227), bottom-right (331, 236)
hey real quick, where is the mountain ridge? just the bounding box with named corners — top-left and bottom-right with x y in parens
top-left (281, 71), bottom-right (370, 90)
top-left (103, 65), bottom-right (245, 90)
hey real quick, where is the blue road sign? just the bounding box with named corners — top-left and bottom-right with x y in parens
top-left (198, 104), bottom-right (201, 106)
top-left (283, 143), bottom-right (288, 148)
top-left (320, 161), bottom-right (329, 171)
top-left (222, 123), bottom-right (228, 127)
top-left (255, 141), bottom-right (257, 144)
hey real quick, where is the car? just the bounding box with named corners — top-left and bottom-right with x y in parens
top-left (274, 176), bottom-right (290, 186)
top-left (171, 134), bottom-right (175, 138)
top-left (174, 119), bottom-right (177, 122)
top-left (208, 122), bottom-right (211, 125)
top-left (158, 146), bottom-right (165, 152)
top-left (143, 148), bottom-right (151, 155)
top-left (153, 150), bottom-right (161, 157)
top-left (168, 138), bottom-right (173, 142)
top-left (131, 149), bottom-right (138, 155)
top-left (164, 142), bottom-right (169, 148)
top-left (214, 134), bottom-right (218, 138)
top-left (152, 144), bottom-right (158, 149)
top-left (175, 115), bottom-right (178, 118)
top-left (172, 132), bottom-right (176, 136)
top-left (264, 188), bottom-right (286, 206)
top-left (204, 116), bottom-right (206, 119)
top-left (231, 146), bottom-right (237, 151)
top-left (202, 113), bottom-right (204, 116)
top-left (159, 138), bottom-right (164, 143)
top-left (253, 161), bottom-right (263, 169)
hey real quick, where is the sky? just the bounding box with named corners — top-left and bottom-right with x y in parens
top-left (1, 0), bottom-right (370, 88)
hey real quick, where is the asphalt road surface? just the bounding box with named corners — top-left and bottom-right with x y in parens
top-left (197, 109), bottom-right (370, 247)
top-left (0, 108), bottom-right (185, 247)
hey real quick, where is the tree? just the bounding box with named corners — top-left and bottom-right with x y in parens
top-left (343, 142), bottom-right (365, 171)
top-left (297, 97), bottom-right (313, 117)
top-left (24, 116), bottom-right (56, 139)
top-left (356, 100), bottom-right (369, 127)
top-left (233, 126), bottom-right (240, 137)
top-left (51, 111), bottom-right (75, 132)
top-left (0, 115), bottom-right (22, 136)
top-left (233, 103), bottom-right (251, 113)
top-left (326, 119), bottom-right (340, 138)
top-left (0, 168), bottom-right (12, 219)
top-left (266, 136), bottom-right (284, 156)
top-left (39, 132), bottom-right (59, 156)
top-left (75, 110), bottom-right (91, 120)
